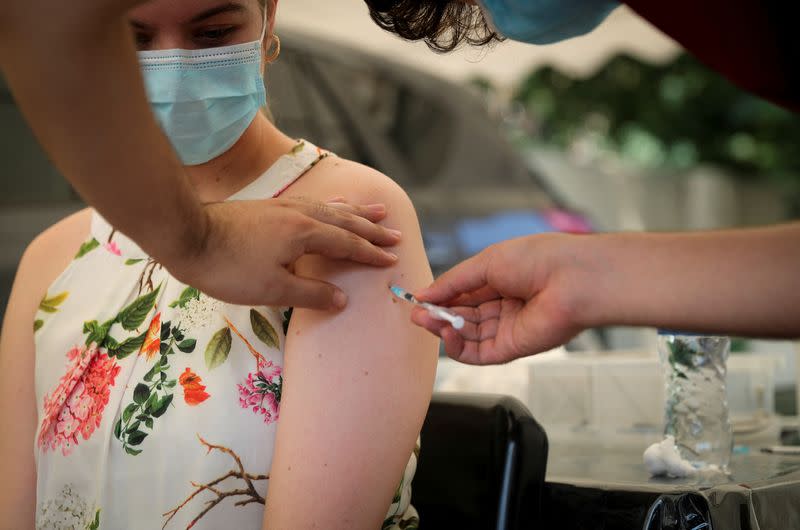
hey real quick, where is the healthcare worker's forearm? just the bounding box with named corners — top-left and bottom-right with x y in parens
top-left (0, 1), bottom-right (207, 264)
top-left (582, 223), bottom-right (800, 336)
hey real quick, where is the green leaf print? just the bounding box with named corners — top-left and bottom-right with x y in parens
top-left (106, 330), bottom-right (147, 359)
top-left (177, 339), bottom-right (197, 353)
top-left (117, 285), bottom-right (161, 331)
top-left (83, 318), bottom-right (115, 347)
top-left (127, 430), bottom-right (148, 446)
top-left (122, 403), bottom-right (138, 423)
top-left (250, 309), bottom-right (279, 349)
top-left (74, 238), bottom-right (100, 259)
top-left (86, 509), bottom-right (101, 530)
top-left (143, 392), bottom-right (159, 413)
top-left (400, 517), bottom-right (419, 529)
top-left (382, 516), bottom-right (419, 530)
top-left (126, 421), bottom-right (141, 434)
top-left (33, 319), bottom-right (44, 332)
top-left (116, 321), bottom-right (191, 456)
top-left (205, 327), bottom-right (232, 369)
top-left (39, 291), bottom-right (69, 313)
top-left (290, 140), bottom-right (306, 155)
top-left (282, 307), bottom-right (293, 335)
top-left (168, 286), bottom-right (200, 309)
top-left (133, 383), bottom-right (150, 404)
top-left (151, 394), bottom-right (173, 418)
top-left (161, 320), bottom-right (172, 341)
top-left (143, 357), bottom-right (165, 382)
top-left (124, 258), bottom-right (144, 266)
top-left (392, 478), bottom-right (403, 503)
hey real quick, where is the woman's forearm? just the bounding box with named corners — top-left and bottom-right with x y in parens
top-left (583, 223), bottom-right (800, 336)
top-left (0, 3), bottom-right (206, 263)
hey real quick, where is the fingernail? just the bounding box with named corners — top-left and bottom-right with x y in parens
top-left (384, 251), bottom-right (398, 261)
top-left (327, 196), bottom-right (346, 203)
top-left (368, 204), bottom-right (386, 213)
top-left (333, 290), bottom-right (348, 309)
top-left (388, 229), bottom-right (402, 238)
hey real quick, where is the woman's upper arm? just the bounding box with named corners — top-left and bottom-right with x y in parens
top-left (263, 165), bottom-right (439, 529)
top-left (0, 209), bottom-right (91, 529)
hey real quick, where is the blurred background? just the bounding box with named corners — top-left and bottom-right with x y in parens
top-left (1, 1), bottom-right (799, 438)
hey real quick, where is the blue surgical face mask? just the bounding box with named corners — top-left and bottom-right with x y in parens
top-left (138, 34), bottom-right (267, 165)
top-left (476, 0), bottom-right (619, 45)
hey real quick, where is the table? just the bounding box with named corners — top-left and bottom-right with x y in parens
top-left (542, 444), bottom-right (800, 529)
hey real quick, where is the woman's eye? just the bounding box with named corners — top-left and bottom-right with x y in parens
top-left (195, 26), bottom-right (236, 45)
top-left (134, 33), bottom-right (153, 50)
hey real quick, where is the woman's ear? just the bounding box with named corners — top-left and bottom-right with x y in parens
top-left (267, 0), bottom-right (278, 36)
top-left (261, 0), bottom-right (279, 71)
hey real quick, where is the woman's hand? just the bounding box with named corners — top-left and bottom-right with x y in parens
top-left (162, 197), bottom-right (401, 310)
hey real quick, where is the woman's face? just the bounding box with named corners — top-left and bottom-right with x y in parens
top-left (128, 0), bottom-right (265, 51)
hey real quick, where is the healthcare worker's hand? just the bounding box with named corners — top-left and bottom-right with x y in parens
top-left (161, 197), bottom-right (401, 310)
top-left (412, 225), bottom-right (800, 365)
top-left (411, 234), bottom-right (592, 364)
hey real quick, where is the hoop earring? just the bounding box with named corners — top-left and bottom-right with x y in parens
top-left (264, 35), bottom-right (281, 63)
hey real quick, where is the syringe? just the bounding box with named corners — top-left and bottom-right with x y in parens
top-left (389, 285), bottom-right (465, 330)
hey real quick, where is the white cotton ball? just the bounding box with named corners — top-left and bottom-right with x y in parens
top-left (643, 441), bottom-right (668, 476)
top-left (643, 435), bottom-right (696, 478)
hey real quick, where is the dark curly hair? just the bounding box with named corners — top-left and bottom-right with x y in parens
top-left (364, 0), bottom-right (502, 53)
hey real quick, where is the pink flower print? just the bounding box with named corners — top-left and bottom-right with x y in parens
top-left (39, 346), bottom-right (95, 448)
top-left (258, 361), bottom-right (282, 381)
top-left (67, 383), bottom-right (92, 421)
top-left (38, 344), bottom-right (121, 455)
top-left (56, 408), bottom-right (80, 438)
top-left (104, 241), bottom-right (122, 256)
top-left (237, 361), bottom-right (282, 424)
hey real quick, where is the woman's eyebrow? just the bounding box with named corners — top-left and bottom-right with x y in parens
top-left (130, 20), bottom-right (151, 31)
top-left (188, 2), bottom-right (247, 23)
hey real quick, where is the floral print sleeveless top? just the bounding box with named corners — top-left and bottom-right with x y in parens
top-left (33, 141), bottom-right (420, 530)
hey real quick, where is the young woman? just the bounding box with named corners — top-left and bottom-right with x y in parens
top-left (0, 0), bottom-right (438, 528)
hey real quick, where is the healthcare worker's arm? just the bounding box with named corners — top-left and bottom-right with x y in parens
top-left (0, 0), bottom-right (398, 311)
top-left (414, 223), bottom-right (800, 365)
top-left (263, 160), bottom-right (438, 528)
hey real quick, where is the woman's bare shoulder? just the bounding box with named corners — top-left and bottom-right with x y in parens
top-left (289, 156), bottom-right (417, 217)
top-left (16, 208), bottom-right (93, 299)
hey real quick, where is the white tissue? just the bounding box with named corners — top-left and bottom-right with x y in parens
top-left (643, 435), bottom-right (696, 478)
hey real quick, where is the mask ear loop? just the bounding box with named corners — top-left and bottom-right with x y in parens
top-left (259, 4), bottom-right (269, 42)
